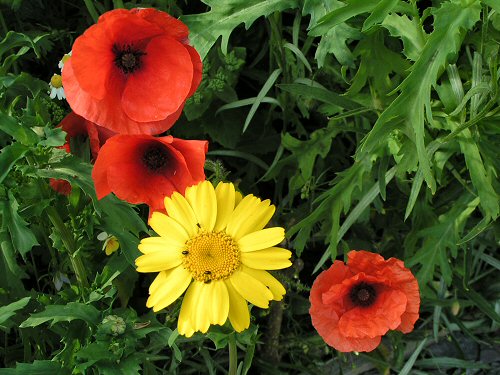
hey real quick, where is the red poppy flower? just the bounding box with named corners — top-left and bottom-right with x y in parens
top-left (62, 8), bottom-right (202, 135)
top-left (92, 134), bottom-right (208, 211)
top-left (49, 112), bottom-right (115, 195)
top-left (59, 111), bottom-right (116, 159)
top-left (49, 142), bottom-right (72, 195)
top-left (309, 250), bottom-right (420, 353)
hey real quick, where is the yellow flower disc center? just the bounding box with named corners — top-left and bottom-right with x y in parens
top-left (50, 74), bottom-right (63, 88)
top-left (182, 231), bottom-right (240, 283)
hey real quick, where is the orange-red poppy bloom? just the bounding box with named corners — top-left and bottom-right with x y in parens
top-left (59, 111), bottom-right (116, 159)
top-left (50, 112), bottom-right (115, 195)
top-left (62, 8), bottom-right (202, 135)
top-left (92, 134), bottom-right (208, 212)
top-left (309, 250), bottom-right (420, 352)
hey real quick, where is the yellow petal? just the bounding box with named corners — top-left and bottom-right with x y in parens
top-left (186, 181), bottom-right (217, 231)
top-left (149, 212), bottom-right (189, 243)
top-left (135, 249), bottom-right (182, 273)
top-left (226, 195), bottom-right (261, 239)
top-left (225, 280), bottom-right (250, 332)
top-left (149, 270), bottom-right (169, 295)
top-left (241, 247), bottom-right (292, 270)
top-left (229, 199), bottom-right (276, 240)
top-left (138, 237), bottom-right (185, 254)
top-left (147, 267), bottom-right (192, 311)
top-left (234, 191), bottom-right (243, 207)
top-left (209, 280), bottom-right (229, 325)
top-left (105, 238), bottom-right (119, 255)
top-left (229, 268), bottom-right (273, 308)
top-left (178, 282), bottom-right (201, 337)
top-left (243, 267), bottom-right (286, 301)
top-left (214, 182), bottom-right (235, 231)
top-left (237, 227), bottom-right (285, 252)
top-left (192, 281), bottom-right (212, 333)
top-left (164, 192), bottom-right (198, 237)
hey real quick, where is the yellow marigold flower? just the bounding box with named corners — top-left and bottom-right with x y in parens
top-left (135, 180), bottom-right (292, 337)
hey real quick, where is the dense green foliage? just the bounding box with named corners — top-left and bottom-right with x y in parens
top-left (0, 0), bottom-right (499, 373)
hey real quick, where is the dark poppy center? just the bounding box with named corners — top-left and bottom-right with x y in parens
top-left (142, 145), bottom-right (169, 173)
top-left (113, 44), bottom-right (146, 74)
top-left (349, 282), bottom-right (377, 307)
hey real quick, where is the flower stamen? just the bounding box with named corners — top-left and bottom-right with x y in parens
top-left (182, 231), bottom-right (240, 282)
top-left (113, 44), bottom-right (146, 74)
top-left (142, 144), bottom-right (169, 173)
top-left (349, 282), bottom-right (377, 307)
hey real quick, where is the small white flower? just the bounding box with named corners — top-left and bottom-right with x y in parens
top-left (49, 74), bottom-right (65, 100)
top-left (58, 52), bottom-right (72, 70)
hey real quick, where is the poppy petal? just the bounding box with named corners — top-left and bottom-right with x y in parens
top-left (121, 36), bottom-right (193, 122)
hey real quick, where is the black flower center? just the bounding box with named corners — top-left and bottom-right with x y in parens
top-left (142, 145), bottom-right (169, 173)
top-left (349, 282), bottom-right (377, 307)
top-left (113, 44), bottom-right (146, 74)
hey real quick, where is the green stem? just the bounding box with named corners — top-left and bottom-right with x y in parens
top-left (83, 0), bottom-right (99, 23)
top-left (228, 333), bottom-right (237, 375)
top-left (112, 0), bottom-right (125, 8)
top-left (46, 206), bottom-right (89, 292)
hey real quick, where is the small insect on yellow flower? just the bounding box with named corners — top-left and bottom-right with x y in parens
top-left (135, 180), bottom-right (292, 337)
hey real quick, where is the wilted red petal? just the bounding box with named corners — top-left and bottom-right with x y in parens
top-left (121, 36), bottom-right (193, 122)
top-left (50, 178), bottom-right (71, 196)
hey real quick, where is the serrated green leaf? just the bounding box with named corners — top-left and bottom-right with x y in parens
top-left (20, 302), bottom-right (100, 328)
top-left (309, 0), bottom-right (378, 36)
top-left (358, 0), bottom-right (482, 193)
top-left (362, 0), bottom-right (398, 31)
top-left (182, 0), bottom-right (300, 60)
top-left (382, 13), bottom-right (427, 61)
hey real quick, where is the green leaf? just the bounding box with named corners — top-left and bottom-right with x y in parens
top-left (0, 112), bottom-right (39, 145)
top-left (0, 296), bottom-right (30, 329)
top-left (0, 142), bottom-right (28, 185)
top-left (0, 360), bottom-right (69, 375)
top-left (414, 357), bottom-right (490, 369)
top-left (382, 13), bottom-right (427, 61)
top-left (446, 119), bottom-right (499, 219)
top-left (279, 81), bottom-right (361, 110)
top-left (358, 0), bottom-right (482, 193)
top-left (0, 191), bottom-right (39, 259)
top-left (243, 68), bottom-right (281, 133)
top-left (309, 0), bottom-right (379, 36)
top-left (182, 0), bottom-right (300, 60)
top-left (303, 0), bottom-right (362, 67)
top-left (361, 0), bottom-right (398, 31)
top-left (19, 302), bottom-right (100, 328)
top-left (399, 338), bottom-right (428, 375)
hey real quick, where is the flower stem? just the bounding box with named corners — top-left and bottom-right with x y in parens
top-left (228, 333), bottom-right (237, 375)
top-left (83, 0), bottom-right (99, 23)
top-left (112, 0), bottom-right (125, 9)
top-left (46, 206), bottom-right (89, 292)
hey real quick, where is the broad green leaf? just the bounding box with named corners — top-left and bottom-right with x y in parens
top-left (0, 191), bottom-right (39, 259)
top-left (0, 112), bottom-right (39, 145)
top-left (20, 302), bottom-right (100, 328)
top-left (358, 0), bottom-right (482, 193)
top-left (482, 0), bottom-right (500, 13)
top-left (182, 0), bottom-right (300, 60)
top-left (382, 13), bottom-right (427, 61)
top-left (362, 0), bottom-right (399, 31)
top-left (0, 142), bottom-right (28, 185)
top-left (0, 296), bottom-right (30, 329)
top-left (309, 0), bottom-right (379, 36)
